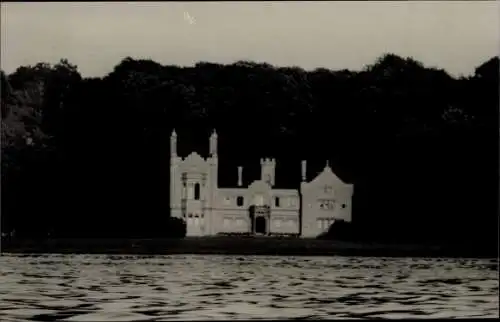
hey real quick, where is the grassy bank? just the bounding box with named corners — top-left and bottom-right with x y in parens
top-left (1, 237), bottom-right (497, 258)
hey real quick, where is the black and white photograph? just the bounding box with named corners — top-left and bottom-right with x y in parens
top-left (0, 1), bottom-right (498, 321)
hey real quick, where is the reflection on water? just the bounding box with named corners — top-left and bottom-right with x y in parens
top-left (0, 254), bottom-right (498, 321)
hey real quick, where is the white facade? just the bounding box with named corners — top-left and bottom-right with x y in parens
top-left (300, 161), bottom-right (354, 238)
top-left (170, 130), bottom-right (353, 238)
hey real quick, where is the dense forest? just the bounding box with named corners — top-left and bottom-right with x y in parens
top-left (1, 54), bottom-right (498, 249)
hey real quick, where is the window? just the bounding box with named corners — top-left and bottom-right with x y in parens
top-left (237, 219), bottom-right (244, 227)
top-left (223, 218), bottom-right (230, 228)
top-left (275, 197), bottom-right (280, 207)
top-left (237, 196), bottom-right (244, 207)
top-left (317, 219), bottom-right (322, 229)
top-left (194, 218), bottom-right (199, 226)
top-left (194, 183), bottom-right (200, 200)
top-left (275, 219), bottom-right (282, 228)
top-left (319, 199), bottom-right (335, 210)
top-left (188, 213), bottom-right (193, 218)
top-left (342, 204), bottom-right (346, 209)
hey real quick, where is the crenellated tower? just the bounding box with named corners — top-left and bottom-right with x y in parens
top-left (260, 157), bottom-right (276, 187)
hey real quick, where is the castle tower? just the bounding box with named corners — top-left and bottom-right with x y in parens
top-left (209, 129), bottom-right (217, 157)
top-left (260, 158), bottom-right (276, 187)
top-left (207, 129), bottom-right (218, 198)
top-left (171, 129), bottom-right (177, 157)
top-left (170, 129), bottom-right (182, 219)
top-left (182, 160), bottom-right (208, 237)
top-left (206, 129), bottom-right (219, 235)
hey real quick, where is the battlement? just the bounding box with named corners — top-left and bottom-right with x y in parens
top-left (260, 157), bottom-right (276, 165)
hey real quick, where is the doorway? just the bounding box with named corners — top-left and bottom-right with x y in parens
top-left (255, 216), bottom-right (267, 235)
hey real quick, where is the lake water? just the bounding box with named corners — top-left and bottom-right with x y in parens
top-left (0, 254), bottom-right (498, 321)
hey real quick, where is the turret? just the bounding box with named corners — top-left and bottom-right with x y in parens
top-left (209, 129), bottom-right (218, 157)
top-left (170, 129), bottom-right (181, 219)
top-left (260, 157), bottom-right (276, 186)
top-left (170, 129), bottom-right (177, 157)
top-left (208, 129), bottom-right (218, 199)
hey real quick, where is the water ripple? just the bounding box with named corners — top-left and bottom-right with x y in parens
top-left (0, 254), bottom-right (498, 321)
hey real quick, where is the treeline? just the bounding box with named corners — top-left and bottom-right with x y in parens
top-left (1, 54), bottom-right (498, 248)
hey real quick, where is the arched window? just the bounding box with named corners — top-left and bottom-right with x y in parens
top-left (194, 183), bottom-right (200, 200)
top-left (237, 196), bottom-right (244, 207)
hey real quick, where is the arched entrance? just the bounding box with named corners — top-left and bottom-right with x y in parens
top-left (255, 216), bottom-right (267, 235)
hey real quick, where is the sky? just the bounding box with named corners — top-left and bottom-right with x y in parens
top-left (1, 1), bottom-right (498, 78)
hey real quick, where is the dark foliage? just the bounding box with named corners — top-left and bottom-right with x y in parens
top-left (1, 54), bottom-right (498, 248)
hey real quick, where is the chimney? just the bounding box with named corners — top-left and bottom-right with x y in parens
top-left (301, 160), bottom-right (307, 181)
top-left (237, 166), bottom-right (243, 186)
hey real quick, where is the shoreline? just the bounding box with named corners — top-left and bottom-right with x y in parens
top-left (1, 237), bottom-right (497, 259)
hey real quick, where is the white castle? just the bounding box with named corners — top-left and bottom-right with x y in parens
top-left (170, 130), bottom-right (353, 238)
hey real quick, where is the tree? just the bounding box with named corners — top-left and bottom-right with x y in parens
top-left (1, 54), bottom-right (497, 250)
